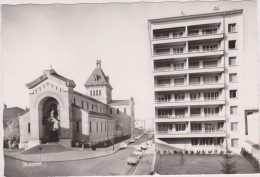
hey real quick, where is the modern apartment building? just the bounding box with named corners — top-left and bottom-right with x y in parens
top-left (148, 9), bottom-right (255, 153)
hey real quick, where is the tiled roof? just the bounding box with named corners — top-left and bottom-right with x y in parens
top-left (25, 69), bottom-right (75, 89)
top-left (109, 100), bottom-right (130, 106)
top-left (84, 66), bottom-right (112, 89)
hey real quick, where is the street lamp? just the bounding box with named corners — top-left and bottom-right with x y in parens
top-left (39, 147), bottom-right (42, 163)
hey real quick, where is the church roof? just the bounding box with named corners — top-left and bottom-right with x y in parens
top-left (109, 100), bottom-right (130, 106)
top-left (26, 69), bottom-right (76, 89)
top-left (84, 60), bottom-right (112, 89)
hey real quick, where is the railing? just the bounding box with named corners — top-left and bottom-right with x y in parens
top-left (156, 129), bottom-right (225, 135)
top-left (155, 114), bottom-right (223, 119)
top-left (154, 47), bottom-right (222, 56)
top-left (203, 80), bottom-right (219, 84)
top-left (154, 67), bottom-right (172, 71)
top-left (189, 81), bottom-right (200, 85)
top-left (203, 64), bottom-right (218, 68)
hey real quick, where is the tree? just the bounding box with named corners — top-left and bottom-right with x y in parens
top-left (220, 140), bottom-right (237, 174)
top-left (4, 117), bottom-right (20, 148)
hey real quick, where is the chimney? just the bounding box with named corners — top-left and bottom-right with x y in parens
top-left (4, 104), bottom-right (7, 109)
top-left (96, 60), bottom-right (101, 68)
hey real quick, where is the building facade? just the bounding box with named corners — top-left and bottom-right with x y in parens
top-left (148, 9), bottom-right (258, 152)
top-left (19, 60), bottom-right (135, 149)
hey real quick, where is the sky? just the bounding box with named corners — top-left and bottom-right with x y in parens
top-left (1, 0), bottom-right (258, 129)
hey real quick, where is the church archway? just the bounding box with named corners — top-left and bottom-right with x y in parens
top-left (40, 97), bottom-right (60, 143)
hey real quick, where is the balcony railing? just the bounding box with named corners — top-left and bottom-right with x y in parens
top-left (155, 113), bottom-right (222, 119)
top-left (156, 129), bottom-right (225, 135)
top-left (155, 81), bottom-right (223, 88)
top-left (154, 47), bottom-right (222, 56)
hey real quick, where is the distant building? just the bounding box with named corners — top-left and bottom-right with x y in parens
top-left (19, 60), bottom-right (135, 149)
top-left (135, 120), bottom-right (145, 129)
top-left (148, 9), bottom-right (259, 153)
top-left (3, 104), bottom-right (26, 128)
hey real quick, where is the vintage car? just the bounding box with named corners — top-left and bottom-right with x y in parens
top-left (119, 142), bottom-right (128, 149)
top-left (127, 154), bottom-right (139, 165)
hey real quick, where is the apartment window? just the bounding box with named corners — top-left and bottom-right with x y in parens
top-left (231, 139), bottom-right (239, 147)
top-left (190, 108), bottom-right (201, 117)
top-left (228, 23), bottom-right (236, 33)
top-left (173, 63), bottom-right (184, 70)
top-left (190, 92), bottom-right (200, 100)
top-left (110, 108), bottom-right (112, 114)
top-left (81, 101), bottom-right (83, 108)
top-left (76, 121), bottom-right (80, 132)
top-left (28, 123), bottom-right (30, 133)
top-left (96, 122), bottom-right (98, 132)
top-left (229, 40), bottom-right (236, 49)
top-left (230, 90), bottom-right (237, 98)
top-left (96, 90), bottom-right (98, 96)
top-left (117, 108), bottom-right (119, 114)
top-left (90, 121), bottom-right (92, 132)
top-left (157, 79), bottom-right (171, 86)
top-left (229, 57), bottom-right (237, 66)
top-left (191, 138), bottom-right (199, 145)
top-left (105, 122), bottom-right (106, 131)
top-left (124, 108), bottom-right (126, 114)
top-left (90, 90), bottom-right (92, 96)
top-left (202, 28), bottom-right (217, 35)
top-left (190, 77), bottom-right (200, 85)
top-left (154, 32), bottom-right (169, 39)
top-left (173, 47), bottom-right (184, 54)
top-left (229, 73), bottom-right (237, 83)
top-left (158, 109), bottom-right (172, 118)
top-left (155, 48), bottom-right (170, 55)
top-left (203, 60), bottom-right (218, 68)
top-left (92, 104), bottom-right (94, 111)
top-left (101, 122), bottom-right (103, 132)
top-left (172, 31), bottom-right (184, 37)
top-left (191, 123), bottom-right (202, 131)
top-left (155, 63), bottom-right (171, 70)
top-left (204, 107), bottom-right (219, 116)
top-left (174, 78), bottom-right (184, 85)
top-left (175, 109), bottom-right (185, 118)
top-left (188, 45), bottom-right (199, 52)
top-left (99, 90), bottom-right (101, 96)
top-left (157, 94), bottom-right (171, 102)
top-left (174, 93), bottom-right (185, 101)
top-left (205, 123), bottom-right (215, 132)
top-left (87, 102), bottom-right (89, 110)
top-left (203, 44), bottom-right (218, 51)
top-left (230, 106), bottom-right (238, 115)
top-left (175, 124), bottom-right (186, 131)
top-left (204, 91), bottom-right (219, 100)
top-left (218, 122), bottom-right (224, 130)
top-left (188, 29), bottom-right (199, 36)
top-left (203, 76), bottom-right (218, 84)
top-left (231, 122), bottom-right (238, 131)
top-left (93, 90), bottom-right (95, 96)
top-left (189, 61), bottom-right (200, 68)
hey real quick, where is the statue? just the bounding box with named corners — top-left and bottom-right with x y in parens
top-left (47, 109), bottom-right (60, 142)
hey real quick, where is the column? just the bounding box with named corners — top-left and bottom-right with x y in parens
top-left (187, 73), bottom-right (189, 86)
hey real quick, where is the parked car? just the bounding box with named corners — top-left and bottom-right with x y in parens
top-left (129, 138), bottom-right (135, 143)
top-left (127, 154), bottom-right (139, 165)
top-left (141, 143), bottom-right (147, 150)
top-left (119, 142), bottom-right (127, 149)
top-left (133, 149), bottom-right (144, 158)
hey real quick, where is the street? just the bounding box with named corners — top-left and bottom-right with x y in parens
top-left (4, 135), bottom-right (151, 177)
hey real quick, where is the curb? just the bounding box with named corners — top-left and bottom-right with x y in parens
top-left (4, 148), bottom-right (121, 163)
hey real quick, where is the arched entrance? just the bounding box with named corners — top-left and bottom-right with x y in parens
top-left (41, 97), bottom-right (60, 143)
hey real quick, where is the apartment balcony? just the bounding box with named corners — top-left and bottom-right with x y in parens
top-left (152, 31), bottom-right (223, 45)
top-left (155, 98), bottom-right (225, 107)
top-left (155, 129), bottom-right (226, 138)
top-left (154, 82), bottom-right (225, 92)
top-left (155, 114), bottom-right (225, 122)
top-left (152, 49), bottom-right (224, 61)
top-left (153, 65), bottom-right (224, 76)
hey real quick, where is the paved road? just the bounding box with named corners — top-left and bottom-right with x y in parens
top-left (4, 135), bottom-right (150, 177)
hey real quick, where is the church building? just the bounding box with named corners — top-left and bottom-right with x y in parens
top-left (19, 60), bottom-right (135, 149)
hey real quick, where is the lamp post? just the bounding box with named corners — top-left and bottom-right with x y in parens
top-left (39, 147), bottom-right (42, 163)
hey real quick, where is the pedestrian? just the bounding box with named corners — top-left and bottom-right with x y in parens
top-left (81, 140), bottom-right (84, 149)
top-left (8, 140), bottom-right (11, 152)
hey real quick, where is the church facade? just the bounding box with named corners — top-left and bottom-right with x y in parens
top-left (19, 60), bottom-right (135, 149)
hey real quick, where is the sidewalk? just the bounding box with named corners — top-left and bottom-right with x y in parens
top-left (133, 144), bottom-right (155, 175)
top-left (4, 141), bottom-right (125, 162)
